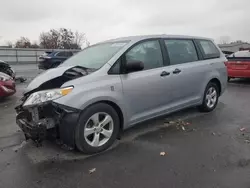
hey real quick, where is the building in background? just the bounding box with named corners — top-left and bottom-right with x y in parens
top-left (218, 41), bottom-right (250, 53)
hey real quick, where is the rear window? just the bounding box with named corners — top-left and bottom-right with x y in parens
top-left (197, 40), bottom-right (220, 59)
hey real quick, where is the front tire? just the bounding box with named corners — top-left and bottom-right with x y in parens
top-left (75, 103), bottom-right (120, 154)
top-left (199, 82), bottom-right (219, 112)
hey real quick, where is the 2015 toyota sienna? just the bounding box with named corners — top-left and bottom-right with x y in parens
top-left (15, 35), bottom-right (228, 154)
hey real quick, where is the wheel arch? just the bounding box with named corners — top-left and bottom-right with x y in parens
top-left (209, 78), bottom-right (222, 96)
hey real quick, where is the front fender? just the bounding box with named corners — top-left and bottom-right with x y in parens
top-left (55, 75), bottom-right (128, 126)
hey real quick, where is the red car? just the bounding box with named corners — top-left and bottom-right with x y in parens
top-left (0, 72), bottom-right (16, 98)
top-left (225, 50), bottom-right (250, 81)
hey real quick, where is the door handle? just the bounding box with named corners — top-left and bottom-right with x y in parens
top-left (173, 68), bottom-right (181, 74)
top-left (160, 71), bottom-right (170, 77)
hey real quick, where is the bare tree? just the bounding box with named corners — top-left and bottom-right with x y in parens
top-left (73, 31), bottom-right (86, 49)
top-left (39, 28), bottom-right (89, 49)
top-left (5, 41), bottom-right (13, 48)
top-left (15, 37), bottom-right (31, 48)
top-left (40, 30), bottom-right (61, 49)
top-left (30, 42), bottom-right (40, 48)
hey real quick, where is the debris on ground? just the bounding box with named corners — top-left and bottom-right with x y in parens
top-left (211, 132), bottom-right (216, 136)
top-left (240, 128), bottom-right (246, 132)
top-left (13, 141), bottom-right (27, 153)
top-left (160, 152), bottom-right (166, 156)
top-left (238, 159), bottom-right (249, 167)
top-left (245, 139), bottom-right (250, 144)
top-left (164, 119), bottom-right (193, 132)
top-left (164, 120), bottom-right (175, 126)
top-left (89, 168), bottom-right (96, 174)
top-left (60, 144), bottom-right (74, 151)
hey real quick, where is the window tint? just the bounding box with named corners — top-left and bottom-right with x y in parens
top-left (125, 40), bottom-right (163, 71)
top-left (198, 40), bottom-right (220, 59)
top-left (164, 39), bottom-right (198, 65)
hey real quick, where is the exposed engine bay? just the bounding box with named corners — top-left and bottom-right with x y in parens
top-left (15, 66), bottom-right (96, 146)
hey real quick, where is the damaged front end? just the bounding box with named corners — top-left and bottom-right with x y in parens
top-left (16, 101), bottom-right (80, 148)
top-left (15, 66), bottom-right (95, 147)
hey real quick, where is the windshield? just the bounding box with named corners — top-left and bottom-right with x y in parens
top-left (60, 41), bottom-right (129, 69)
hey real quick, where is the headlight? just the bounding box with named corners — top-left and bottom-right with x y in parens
top-left (23, 86), bottom-right (73, 107)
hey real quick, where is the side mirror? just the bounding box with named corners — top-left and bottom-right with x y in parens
top-left (125, 61), bottom-right (144, 73)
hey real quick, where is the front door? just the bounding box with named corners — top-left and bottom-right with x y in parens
top-left (120, 40), bottom-right (172, 125)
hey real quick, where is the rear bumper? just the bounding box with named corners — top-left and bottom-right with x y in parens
top-left (228, 69), bottom-right (250, 78)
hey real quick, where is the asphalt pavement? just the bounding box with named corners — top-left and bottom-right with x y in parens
top-left (1, 65), bottom-right (250, 188)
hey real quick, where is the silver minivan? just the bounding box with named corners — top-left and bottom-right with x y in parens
top-left (16, 35), bottom-right (228, 153)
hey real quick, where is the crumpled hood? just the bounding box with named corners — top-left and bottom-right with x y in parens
top-left (26, 66), bottom-right (75, 93)
top-left (24, 65), bottom-right (96, 95)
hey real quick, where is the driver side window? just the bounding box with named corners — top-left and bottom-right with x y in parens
top-left (125, 40), bottom-right (163, 71)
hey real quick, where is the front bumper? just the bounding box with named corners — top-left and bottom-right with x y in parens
top-left (227, 69), bottom-right (250, 78)
top-left (16, 102), bottom-right (80, 148)
top-left (17, 118), bottom-right (47, 142)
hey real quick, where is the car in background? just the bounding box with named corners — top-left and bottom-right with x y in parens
top-left (225, 50), bottom-right (250, 81)
top-left (0, 72), bottom-right (16, 98)
top-left (222, 50), bottom-right (233, 57)
top-left (38, 51), bottom-right (74, 70)
top-left (0, 60), bottom-right (15, 79)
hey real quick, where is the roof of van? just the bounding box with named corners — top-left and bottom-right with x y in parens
top-left (103, 34), bottom-right (212, 43)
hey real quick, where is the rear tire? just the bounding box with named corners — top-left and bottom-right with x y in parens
top-left (228, 77), bottom-right (231, 82)
top-left (199, 82), bottom-right (219, 112)
top-left (75, 103), bottom-right (120, 154)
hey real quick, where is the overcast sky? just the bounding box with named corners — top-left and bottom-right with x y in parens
top-left (0, 0), bottom-right (249, 45)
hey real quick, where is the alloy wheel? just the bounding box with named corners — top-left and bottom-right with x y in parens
top-left (84, 112), bottom-right (114, 147)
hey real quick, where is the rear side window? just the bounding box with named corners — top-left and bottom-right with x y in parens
top-left (197, 40), bottom-right (220, 59)
top-left (164, 39), bottom-right (198, 65)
